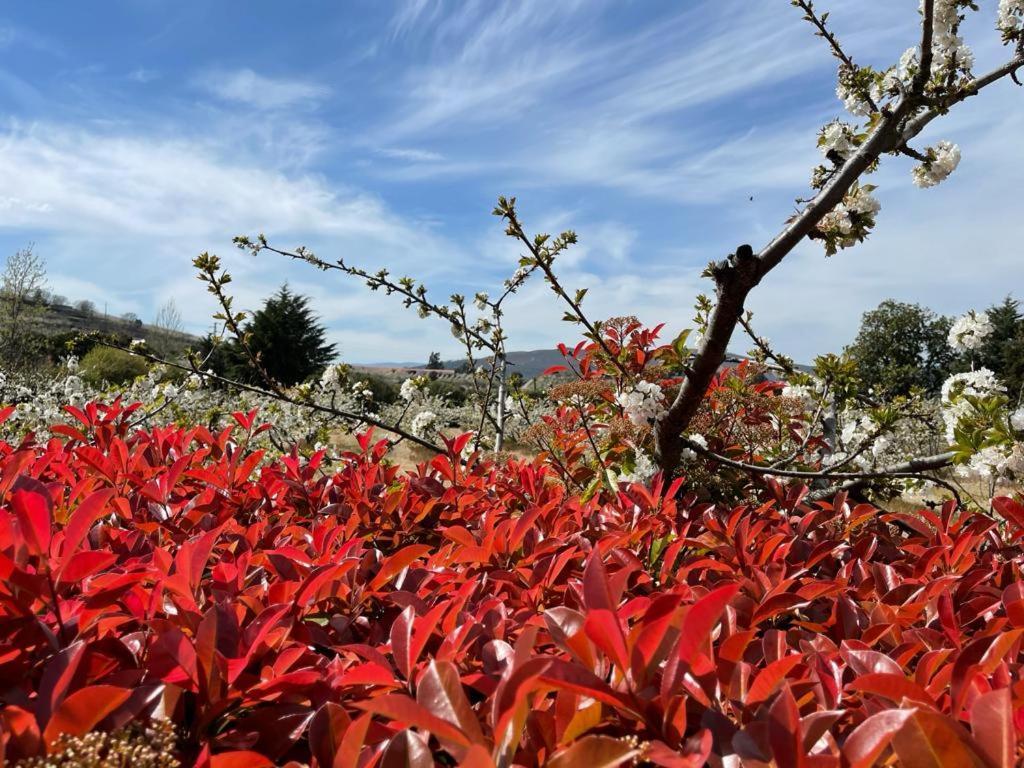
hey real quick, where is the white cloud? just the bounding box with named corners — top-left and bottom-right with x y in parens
top-left (128, 68), bottom-right (160, 84)
top-left (194, 68), bottom-right (329, 110)
top-left (375, 146), bottom-right (444, 163)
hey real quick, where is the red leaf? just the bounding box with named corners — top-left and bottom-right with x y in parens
top-left (59, 489), bottom-right (114, 561)
top-left (548, 735), bottom-right (641, 768)
top-left (768, 686), bottom-right (805, 768)
top-left (209, 751), bottom-right (275, 768)
top-left (969, 688), bottom-right (1014, 768)
top-left (847, 673), bottom-right (937, 707)
top-left (56, 550), bottom-right (118, 584)
top-left (416, 660), bottom-right (485, 749)
top-left (356, 693), bottom-right (471, 748)
top-left (843, 709), bottom-right (915, 768)
top-left (746, 655), bottom-right (803, 707)
top-left (43, 685), bottom-right (132, 747)
top-left (890, 709), bottom-right (989, 768)
top-left (369, 545), bottom-right (431, 591)
top-left (11, 489), bottom-right (52, 558)
top-left (676, 584), bottom-right (739, 667)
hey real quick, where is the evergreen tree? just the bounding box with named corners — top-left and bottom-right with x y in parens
top-left (199, 285), bottom-right (336, 387)
top-left (978, 296), bottom-right (1024, 403)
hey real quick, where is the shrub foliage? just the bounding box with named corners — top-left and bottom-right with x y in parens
top-left (1, 401), bottom-right (1023, 766)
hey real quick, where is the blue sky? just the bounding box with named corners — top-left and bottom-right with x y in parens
top-left (1, 1), bottom-right (1021, 363)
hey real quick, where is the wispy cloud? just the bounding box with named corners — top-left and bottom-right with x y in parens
top-left (128, 67), bottom-right (160, 84)
top-left (194, 68), bottom-right (329, 110)
top-left (375, 146), bottom-right (444, 163)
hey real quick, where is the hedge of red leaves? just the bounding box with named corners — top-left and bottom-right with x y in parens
top-left (2, 401), bottom-right (1024, 767)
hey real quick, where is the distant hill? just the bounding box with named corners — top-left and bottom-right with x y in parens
top-left (31, 303), bottom-right (198, 354)
top-left (372, 348), bottom-right (813, 382)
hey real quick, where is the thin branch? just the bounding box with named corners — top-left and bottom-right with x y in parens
top-left (792, 0), bottom-right (880, 113)
top-left (682, 435), bottom-right (954, 481)
top-left (497, 203), bottom-right (630, 378)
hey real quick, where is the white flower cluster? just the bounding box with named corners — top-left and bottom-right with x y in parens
top-left (999, 0), bottom-right (1024, 38)
top-left (816, 185), bottom-right (881, 250)
top-left (819, 121), bottom-right (858, 162)
top-left (400, 377), bottom-right (425, 403)
top-left (838, 413), bottom-right (892, 469)
top-left (410, 410), bottom-right (437, 438)
top-left (955, 442), bottom-right (1024, 480)
top-left (619, 451), bottom-right (658, 484)
top-left (473, 292), bottom-right (489, 311)
top-left (835, 81), bottom-right (871, 117)
top-left (927, 0), bottom-right (975, 73)
top-left (679, 433), bottom-right (707, 462)
top-left (941, 367), bottom-right (1005, 441)
top-left (781, 380), bottom-right (824, 413)
top-left (947, 310), bottom-right (992, 352)
top-left (320, 364), bottom-right (345, 389)
top-left (615, 380), bottom-right (667, 427)
top-left (912, 141), bottom-right (961, 188)
top-left (1012, 406), bottom-right (1024, 432)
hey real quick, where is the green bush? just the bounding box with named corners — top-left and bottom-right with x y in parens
top-left (80, 346), bottom-right (148, 387)
top-left (425, 378), bottom-right (469, 405)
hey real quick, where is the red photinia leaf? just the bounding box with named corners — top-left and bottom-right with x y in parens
top-left (969, 688), bottom-right (1014, 768)
top-left (416, 660), bottom-right (486, 748)
top-left (369, 545), bottom-right (431, 591)
top-left (842, 709), bottom-right (916, 768)
top-left (547, 734), bottom-right (641, 768)
top-left (677, 583), bottom-right (739, 665)
top-left (583, 609), bottom-right (631, 675)
top-left (992, 496), bottom-right (1024, 538)
top-left (43, 685), bottom-right (132, 747)
top-left (56, 550), bottom-right (118, 584)
top-left (356, 693), bottom-right (472, 748)
top-left (0, 704), bottom-right (42, 760)
top-left (209, 751), bottom-right (276, 768)
top-left (380, 730), bottom-right (434, 768)
top-left (308, 702), bottom-right (351, 768)
top-left (11, 489), bottom-right (52, 558)
top-left (1003, 582), bottom-right (1024, 627)
top-left (746, 655), bottom-right (804, 707)
top-left (847, 673), bottom-right (937, 708)
top-left (767, 685), bottom-right (805, 768)
top-left (890, 708), bottom-right (989, 768)
top-left (334, 712), bottom-right (372, 768)
top-left (58, 488), bottom-right (114, 560)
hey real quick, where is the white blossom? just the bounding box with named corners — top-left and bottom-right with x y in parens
top-left (320, 364), bottom-right (344, 389)
top-left (615, 380), bottom-right (667, 426)
top-left (410, 410), bottom-right (437, 438)
top-left (947, 310), bottom-right (992, 352)
top-left (619, 451), bottom-right (658, 484)
top-left (1011, 406), bottom-right (1024, 431)
top-left (836, 80), bottom-right (871, 117)
top-left (474, 292), bottom-right (489, 311)
top-left (819, 121), bottom-right (857, 161)
top-left (941, 367), bottom-right (1005, 441)
top-left (400, 378), bottom-right (422, 402)
top-left (679, 433), bottom-right (707, 462)
top-left (912, 141), bottom-right (961, 188)
top-left (999, 0), bottom-right (1024, 37)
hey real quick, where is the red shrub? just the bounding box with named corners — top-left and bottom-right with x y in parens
top-left (1, 401), bottom-right (1023, 766)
